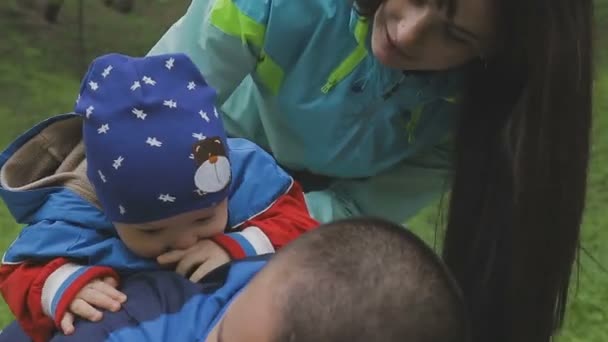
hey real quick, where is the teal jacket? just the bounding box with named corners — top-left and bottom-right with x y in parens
top-left (149, 0), bottom-right (463, 223)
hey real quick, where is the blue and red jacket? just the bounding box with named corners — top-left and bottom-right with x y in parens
top-left (0, 114), bottom-right (317, 342)
top-left (0, 257), bottom-right (268, 342)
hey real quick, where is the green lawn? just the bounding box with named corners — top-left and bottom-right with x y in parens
top-left (0, 1), bottom-right (606, 340)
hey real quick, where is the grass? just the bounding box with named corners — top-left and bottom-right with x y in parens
top-left (557, 7), bottom-right (608, 339)
top-left (0, 0), bottom-right (606, 340)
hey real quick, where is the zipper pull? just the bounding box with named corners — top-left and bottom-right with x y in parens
top-left (321, 80), bottom-right (336, 94)
top-left (382, 73), bottom-right (407, 100)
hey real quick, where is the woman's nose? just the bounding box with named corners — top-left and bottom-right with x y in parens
top-left (395, 8), bottom-right (433, 49)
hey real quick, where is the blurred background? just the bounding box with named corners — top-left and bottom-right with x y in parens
top-left (0, 0), bottom-right (606, 341)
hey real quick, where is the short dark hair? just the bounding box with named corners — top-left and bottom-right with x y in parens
top-left (353, 0), bottom-right (382, 16)
top-left (270, 217), bottom-right (469, 342)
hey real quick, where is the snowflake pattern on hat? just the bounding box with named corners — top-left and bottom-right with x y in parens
top-left (74, 53), bottom-right (231, 224)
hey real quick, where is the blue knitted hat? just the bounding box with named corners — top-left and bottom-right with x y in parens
top-left (74, 53), bottom-right (231, 223)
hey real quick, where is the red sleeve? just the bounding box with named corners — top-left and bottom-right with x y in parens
top-left (247, 181), bottom-right (319, 249)
top-left (0, 258), bottom-right (69, 342)
top-left (213, 181), bottom-right (319, 259)
top-left (0, 258), bottom-right (119, 342)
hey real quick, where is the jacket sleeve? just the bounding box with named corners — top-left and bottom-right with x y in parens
top-left (148, 0), bottom-right (265, 104)
top-left (2, 219), bottom-right (156, 271)
top-left (48, 270), bottom-right (229, 342)
top-left (0, 258), bottom-right (118, 342)
top-left (212, 181), bottom-right (318, 259)
top-left (304, 139), bottom-right (454, 225)
top-left (0, 217), bottom-right (154, 342)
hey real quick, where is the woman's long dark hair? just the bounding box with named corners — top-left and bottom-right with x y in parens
top-left (356, 0), bottom-right (594, 341)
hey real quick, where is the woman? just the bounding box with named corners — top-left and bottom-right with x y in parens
top-left (149, 0), bottom-right (594, 341)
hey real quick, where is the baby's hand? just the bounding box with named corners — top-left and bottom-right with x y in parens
top-left (60, 276), bottom-right (127, 335)
top-left (157, 239), bottom-right (230, 282)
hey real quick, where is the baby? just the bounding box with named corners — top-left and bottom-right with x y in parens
top-left (0, 53), bottom-right (318, 342)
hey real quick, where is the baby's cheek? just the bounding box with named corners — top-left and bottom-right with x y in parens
top-left (137, 245), bottom-right (165, 259)
top-left (123, 234), bottom-right (165, 258)
top-left (195, 217), bottom-right (228, 239)
top-left (210, 220), bottom-right (227, 236)
top-left (213, 210), bottom-right (229, 234)
top-left (142, 242), bottom-right (169, 259)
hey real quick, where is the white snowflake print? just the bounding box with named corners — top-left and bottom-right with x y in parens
top-left (213, 107), bottom-right (219, 118)
top-left (187, 81), bottom-right (196, 91)
top-left (194, 189), bottom-right (205, 197)
top-left (199, 110), bottom-right (209, 122)
top-left (132, 108), bottom-right (147, 120)
top-left (146, 137), bottom-right (162, 147)
top-left (130, 81), bottom-right (141, 91)
top-left (112, 156), bottom-right (124, 170)
top-left (85, 105), bottom-right (94, 118)
top-left (163, 100), bottom-right (177, 108)
top-left (142, 76), bottom-right (156, 86)
top-left (189, 153), bottom-right (195, 160)
top-left (119, 205), bottom-right (126, 215)
top-left (165, 57), bottom-right (175, 70)
top-left (158, 194), bottom-right (176, 203)
top-left (98, 170), bottom-right (107, 183)
top-left (192, 133), bottom-right (206, 141)
top-left (89, 81), bottom-right (99, 91)
top-left (102, 65), bottom-right (113, 78)
top-left (98, 124), bottom-right (110, 134)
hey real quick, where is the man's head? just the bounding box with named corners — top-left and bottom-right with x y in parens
top-left (74, 53), bottom-right (232, 257)
top-left (206, 217), bottom-right (469, 342)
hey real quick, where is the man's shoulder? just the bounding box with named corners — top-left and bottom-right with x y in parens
top-left (200, 255), bottom-right (270, 293)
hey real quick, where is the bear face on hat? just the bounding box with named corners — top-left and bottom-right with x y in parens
top-left (193, 137), bottom-right (231, 194)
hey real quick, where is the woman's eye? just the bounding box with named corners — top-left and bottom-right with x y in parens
top-left (444, 27), bottom-right (467, 44)
top-left (411, 0), bottom-right (428, 7)
top-left (142, 229), bottom-right (162, 235)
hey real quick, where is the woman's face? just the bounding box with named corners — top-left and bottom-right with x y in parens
top-left (371, 0), bottom-right (496, 70)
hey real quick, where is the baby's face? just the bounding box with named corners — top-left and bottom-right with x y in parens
top-left (114, 198), bottom-right (228, 258)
